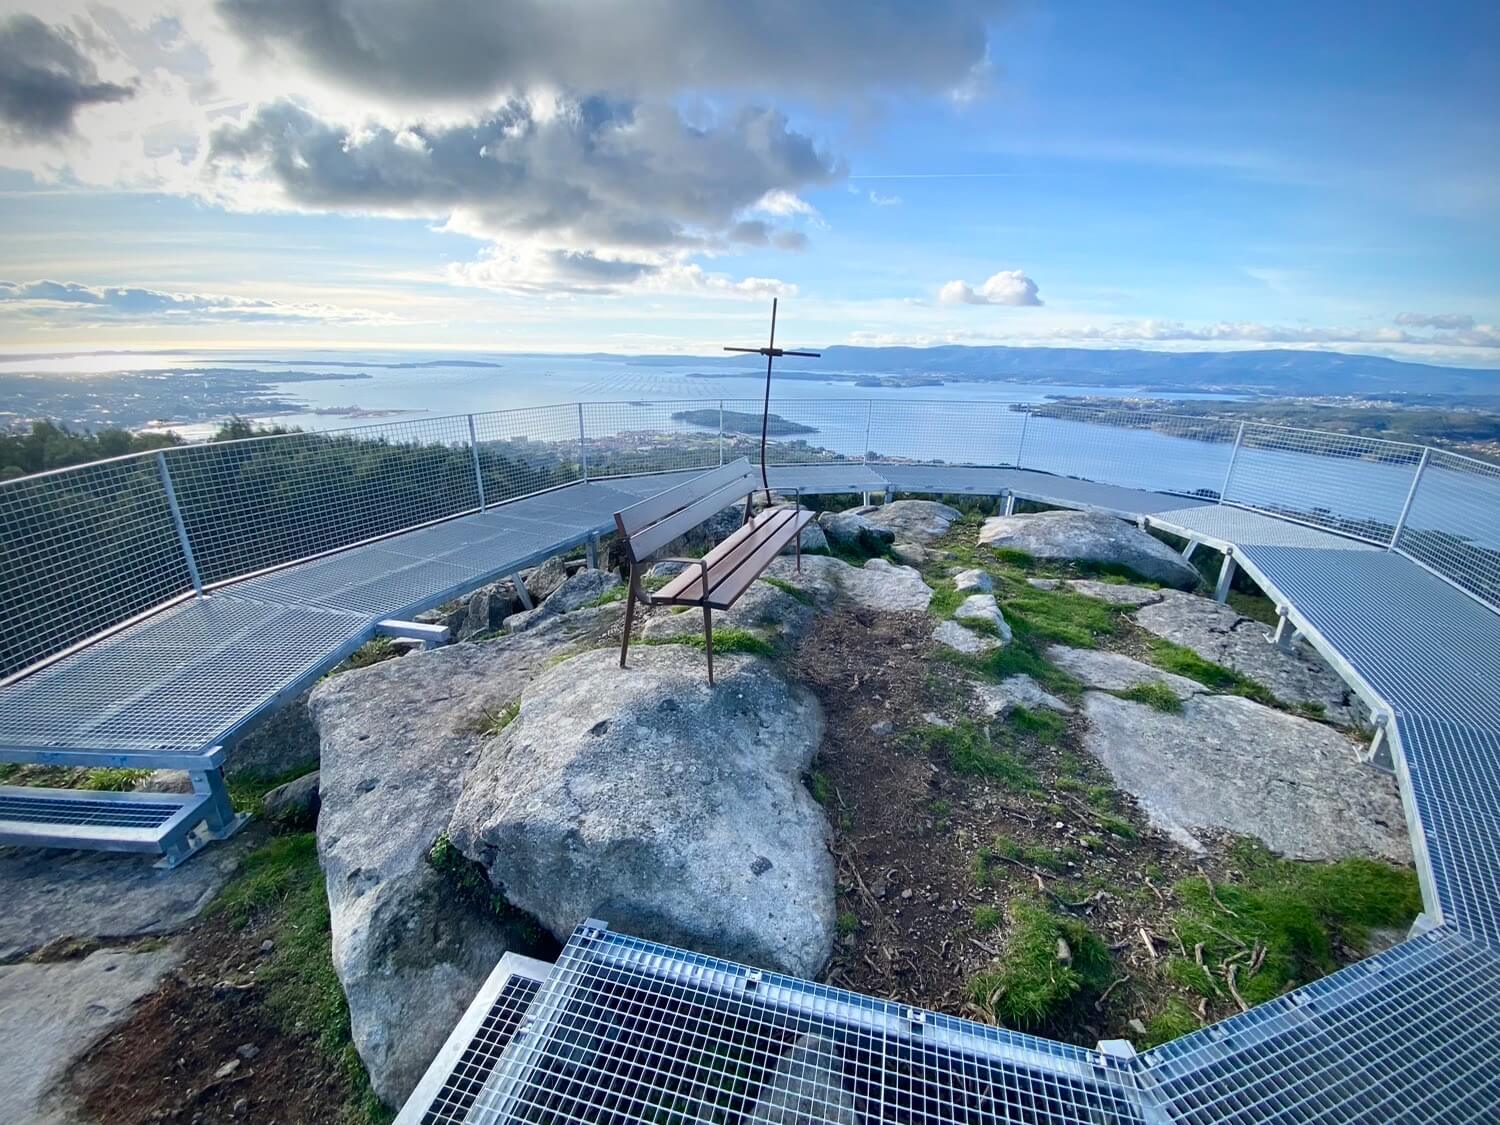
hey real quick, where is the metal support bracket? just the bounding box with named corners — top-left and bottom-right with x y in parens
top-left (510, 571), bottom-right (534, 611)
top-left (377, 619), bottom-right (449, 648)
top-left (1360, 713), bottom-right (1395, 773)
top-left (1213, 549), bottom-right (1238, 603)
top-left (1181, 538), bottom-right (1201, 561)
top-left (1268, 606), bottom-right (1297, 650)
top-left (1003, 492), bottom-right (1017, 517)
top-left (160, 765), bottom-right (248, 868)
top-left (586, 533), bottom-right (599, 570)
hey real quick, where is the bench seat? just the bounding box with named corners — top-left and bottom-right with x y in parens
top-left (653, 507), bottom-right (815, 609)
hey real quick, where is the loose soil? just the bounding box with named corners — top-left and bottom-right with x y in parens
top-left (59, 905), bottom-right (367, 1124)
top-left (795, 606), bottom-right (1278, 1044)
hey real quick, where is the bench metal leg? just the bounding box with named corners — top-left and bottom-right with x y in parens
top-left (703, 605), bottom-right (714, 685)
top-left (586, 533), bottom-right (598, 570)
top-left (510, 571), bottom-right (534, 611)
top-left (1213, 551), bottom-right (1237, 603)
top-left (795, 522), bottom-right (802, 574)
top-left (619, 584), bottom-right (637, 669)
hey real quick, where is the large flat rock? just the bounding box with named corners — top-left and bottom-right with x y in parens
top-left (448, 645), bottom-right (835, 978)
top-left (1133, 591), bottom-right (1359, 725)
top-left (1080, 692), bottom-right (1410, 861)
top-left (2, 944), bottom-right (181, 1125)
top-left (853, 500), bottom-right (961, 545)
top-left (310, 606), bottom-right (619, 1105)
top-left (979, 511), bottom-right (1200, 589)
top-left (765, 555), bottom-right (931, 612)
top-left (0, 835), bottom-right (255, 962)
top-left (1045, 645), bottom-right (1205, 701)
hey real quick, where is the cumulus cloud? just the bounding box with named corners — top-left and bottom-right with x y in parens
top-left (446, 248), bottom-right (796, 300)
top-left (1395, 312), bottom-right (1476, 330)
top-left (938, 269), bottom-right (1042, 307)
top-left (206, 98), bottom-right (839, 258)
top-left (0, 14), bottom-right (135, 140)
top-left (0, 279), bottom-right (386, 323)
top-left (215, 0), bottom-right (1000, 105)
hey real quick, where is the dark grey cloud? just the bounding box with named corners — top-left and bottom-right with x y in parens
top-left (1395, 312), bottom-right (1475, 330)
top-left (216, 0), bottom-right (999, 103)
top-left (0, 14), bottom-right (135, 140)
top-left (208, 98), bottom-right (839, 252)
top-left (0, 279), bottom-right (375, 322)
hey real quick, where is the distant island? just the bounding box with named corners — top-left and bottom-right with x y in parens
top-left (671, 408), bottom-right (817, 436)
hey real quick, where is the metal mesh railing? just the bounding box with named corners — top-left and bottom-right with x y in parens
top-left (867, 399), bottom-right (1027, 466)
top-left (0, 452), bottom-right (192, 678)
top-left (164, 414), bottom-right (480, 585)
top-left (1017, 404), bottom-right (1240, 497)
top-left (1222, 423), bottom-right (1425, 544)
top-left (5, 398), bottom-right (1500, 679)
top-left (473, 404), bottom-right (584, 504)
top-left (1396, 450), bottom-right (1500, 610)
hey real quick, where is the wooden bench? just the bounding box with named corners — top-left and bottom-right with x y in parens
top-left (614, 458), bottom-right (814, 683)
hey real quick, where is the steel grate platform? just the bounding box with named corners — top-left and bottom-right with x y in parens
top-left (471, 924), bottom-right (1150, 1125)
top-left (0, 789), bottom-right (180, 828)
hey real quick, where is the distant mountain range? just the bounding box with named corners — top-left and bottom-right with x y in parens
top-left (621, 345), bottom-right (1500, 398)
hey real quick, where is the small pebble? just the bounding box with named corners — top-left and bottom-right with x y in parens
top-left (900, 888), bottom-right (913, 900)
top-left (232, 1097), bottom-right (249, 1116)
top-left (259, 939), bottom-right (275, 955)
top-left (236, 1043), bottom-right (260, 1060)
top-left (214, 1059), bottom-right (241, 1080)
top-left (1128, 1018), bottom-right (1148, 1036)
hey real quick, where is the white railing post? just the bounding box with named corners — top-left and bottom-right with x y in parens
top-left (718, 400), bottom-right (725, 466)
top-left (1218, 422), bottom-right (1246, 505)
top-left (1015, 409), bottom-right (1031, 469)
top-left (1390, 446), bottom-right (1431, 550)
top-left (467, 414), bottom-right (486, 512)
top-left (155, 450), bottom-right (203, 596)
top-left (577, 403), bottom-right (589, 481)
top-left (863, 400), bottom-right (873, 464)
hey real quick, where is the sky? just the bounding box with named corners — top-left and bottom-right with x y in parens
top-left (0, 0), bottom-right (1496, 364)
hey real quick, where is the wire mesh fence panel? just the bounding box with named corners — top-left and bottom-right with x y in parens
top-left (1223, 423), bottom-right (1424, 544)
top-left (579, 401), bottom-right (724, 478)
top-left (473, 404), bottom-right (584, 503)
top-left (165, 415), bottom-right (480, 585)
top-left (0, 454), bottom-right (192, 678)
top-left (1017, 405), bottom-right (1238, 496)
top-left (866, 400), bottom-right (1027, 466)
top-left (723, 398), bottom-right (869, 465)
top-left (1396, 450), bottom-right (1500, 610)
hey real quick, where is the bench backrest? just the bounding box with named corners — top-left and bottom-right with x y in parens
top-left (614, 458), bottom-right (759, 562)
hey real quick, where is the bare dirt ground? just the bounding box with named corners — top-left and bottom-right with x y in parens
top-left (794, 606), bottom-right (1278, 1044)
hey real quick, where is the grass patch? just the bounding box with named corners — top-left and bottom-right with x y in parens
top-left (1140, 998), bottom-right (1201, 1048)
top-left (342, 637), bottom-right (400, 672)
top-left (1005, 705), bottom-right (1067, 744)
top-left (1001, 582), bottom-right (1120, 649)
top-left (1147, 639), bottom-right (1277, 706)
top-left (209, 835), bottom-right (389, 1123)
top-left (927, 581), bottom-right (965, 618)
top-left (1096, 813), bottom-right (1138, 840)
top-left (642, 627), bottom-right (776, 659)
top-left (991, 547), bottom-right (1036, 569)
top-left (966, 901), bottom-right (1114, 1030)
top-left (476, 700), bottom-right (521, 737)
top-left (980, 836), bottom-right (1071, 875)
top-left (837, 911), bottom-right (859, 936)
top-left (972, 904), bottom-right (1003, 931)
top-left (0, 763), bottom-right (15, 784)
top-left (1117, 681), bottom-right (1184, 713)
top-left (1226, 590), bottom-right (1279, 627)
top-left (583, 585), bottom-right (627, 607)
top-left (762, 576), bottom-right (813, 605)
top-left (1167, 843), bottom-right (1422, 1008)
top-left (911, 721), bottom-right (1038, 791)
top-left (79, 767), bottom-right (153, 791)
top-left (806, 769), bottom-right (833, 807)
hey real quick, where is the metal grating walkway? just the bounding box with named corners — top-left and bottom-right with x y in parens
top-left (4, 450), bottom-right (1500, 1120)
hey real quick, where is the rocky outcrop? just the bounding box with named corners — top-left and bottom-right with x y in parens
top-left (855, 500), bottom-right (961, 545)
top-left (262, 770), bottom-right (320, 828)
top-left (890, 543), bottom-right (927, 567)
top-left (226, 688), bottom-right (319, 777)
top-left (816, 510), bottom-right (894, 554)
top-left (1133, 592), bottom-right (1357, 724)
top-left (2, 944), bottom-right (182, 1125)
top-left (504, 568), bottom-right (620, 633)
top-left (971, 675), bottom-right (1073, 718)
top-left (1080, 692), bottom-right (1409, 861)
top-left (1029, 578), bottom-right (1164, 607)
top-left (765, 556), bottom-right (931, 612)
top-left (954, 568), bottom-right (992, 594)
top-left (1045, 646), bottom-right (1204, 701)
top-left (642, 579), bottom-right (815, 645)
top-left (308, 607), bottom-right (621, 1105)
top-left (953, 594), bottom-right (1012, 643)
top-left (979, 511), bottom-right (1200, 589)
top-left (447, 646), bottom-right (834, 978)
top-left (932, 619), bottom-right (1000, 656)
